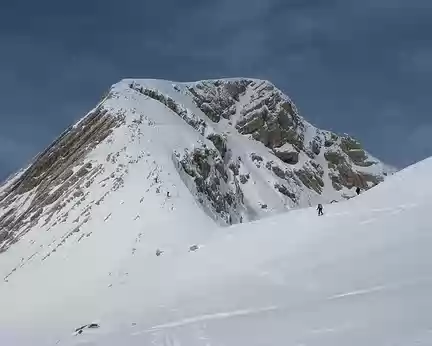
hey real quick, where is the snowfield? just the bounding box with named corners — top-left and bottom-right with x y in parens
top-left (0, 78), bottom-right (419, 345)
top-left (0, 152), bottom-right (431, 345)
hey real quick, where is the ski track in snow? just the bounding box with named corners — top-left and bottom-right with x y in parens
top-left (328, 285), bottom-right (389, 300)
top-left (134, 277), bottom-right (432, 335)
top-left (141, 306), bottom-right (279, 333)
top-left (329, 277), bottom-right (432, 301)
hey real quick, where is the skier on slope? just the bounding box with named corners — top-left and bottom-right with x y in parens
top-left (356, 186), bottom-right (361, 195)
top-left (317, 203), bottom-right (324, 216)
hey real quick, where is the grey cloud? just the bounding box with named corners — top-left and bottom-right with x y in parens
top-left (400, 48), bottom-right (432, 74)
top-left (0, 135), bottom-right (36, 178)
top-left (0, 0), bottom-right (431, 180)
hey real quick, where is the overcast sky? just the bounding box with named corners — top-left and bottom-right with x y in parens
top-left (0, 0), bottom-right (431, 180)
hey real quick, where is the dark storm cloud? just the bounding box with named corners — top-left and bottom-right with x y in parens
top-left (0, 0), bottom-right (431, 180)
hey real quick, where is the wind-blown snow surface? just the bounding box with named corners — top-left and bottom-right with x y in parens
top-left (1, 154), bottom-right (431, 345)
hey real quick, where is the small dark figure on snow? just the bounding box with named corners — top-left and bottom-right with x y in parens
top-left (356, 187), bottom-right (361, 195)
top-left (317, 203), bottom-right (324, 216)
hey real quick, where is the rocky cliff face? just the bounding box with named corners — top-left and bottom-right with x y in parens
top-left (0, 106), bottom-right (124, 252)
top-left (188, 79), bottom-right (392, 186)
top-left (0, 78), bottom-right (393, 258)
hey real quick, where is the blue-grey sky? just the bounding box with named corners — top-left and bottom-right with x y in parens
top-left (0, 0), bottom-right (431, 180)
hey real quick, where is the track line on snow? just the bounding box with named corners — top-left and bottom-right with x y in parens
top-left (139, 306), bottom-right (278, 333)
top-left (328, 285), bottom-right (387, 300)
top-left (360, 218), bottom-right (378, 225)
top-left (328, 277), bottom-right (432, 301)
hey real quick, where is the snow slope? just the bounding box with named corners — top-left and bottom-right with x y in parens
top-left (0, 152), bottom-right (431, 345)
top-left (0, 78), bottom-right (393, 256)
top-left (0, 77), bottom-right (403, 345)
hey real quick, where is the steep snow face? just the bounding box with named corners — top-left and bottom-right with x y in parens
top-left (0, 153), bottom-right (430, 345)
top-left (0, 77), bottom-right (392, 255)
top-left (121, 79), bottom-right (393, 215)
top-left (132, 78), bottom-right (393, 213)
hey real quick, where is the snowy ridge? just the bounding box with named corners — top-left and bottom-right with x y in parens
top-left (0, 151), bottom-right (430, 344)
top-left (0, 77), bottom-right (393, 257)
top-left (0, 78), bottom-right (393, 256)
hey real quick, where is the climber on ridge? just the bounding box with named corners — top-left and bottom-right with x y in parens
top-left (356, 186), bottom-right (361, 195)
top-left (317, 203), bottom-right (324, 216)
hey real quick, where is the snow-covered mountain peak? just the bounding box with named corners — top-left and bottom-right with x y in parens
top-left (0, 77), bottom-right (393, 255)
top-left (5, 77), bottom-right (432, 346)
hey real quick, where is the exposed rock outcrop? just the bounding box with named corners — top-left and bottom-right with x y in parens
top-left (188, 79), bottom-right (251, 122)
top-left (273, 148), bottom-right (299, 165)
top-left (0, 105), bottom-right (122, 252)
top-left (174, 146), bottom-right (245, 225)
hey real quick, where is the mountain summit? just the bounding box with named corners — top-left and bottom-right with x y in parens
top-left (4, 78), bottom-right (430, 346)
top-left (0, 78), bottom-right (392, 253)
